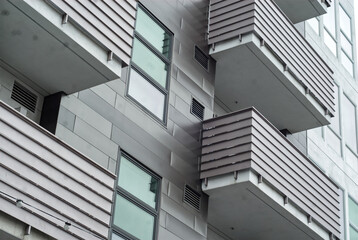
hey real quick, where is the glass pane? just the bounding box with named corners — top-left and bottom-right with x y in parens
top-left (113, 195), bottom-right (155, 240)
top-left (341, 51), bottom-right (354, 76)
top-left (350, 226), bottom-right (358, 240)
top-left (118, 155), bottom-right (158, 208)
top-left (136, 8), bottom-right (171, 58)
top-left (341, 32), bottom-right (353, 58)
top-left (349, 197), bottom-right (358, 227)
top-left (340, 5), bottom-right (351, 40)
top-left (324, 0), bottom-right (336, 36)
top-left (112, 233), bottom-right (126, 240)
top-left (324, 29), bottom-right (337, 56)
top-left (307, 18), bottom-right (319, 35)
top-left (132, 38), bottom-right (168, 88)
top-left (331, 84), bottom-right (340, 134)
top-left (346, 147), bottom-right (358, 171)
top-left (326, 129), bottom-right (341, 155)
top-left (128, 69), bottom-right (165, 120)
top-left (342, 95), bottom-right (357, 151)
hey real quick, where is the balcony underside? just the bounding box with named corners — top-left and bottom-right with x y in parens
top-left (0, 0), bottom-right (120, 95)
top-left (204, 170), bottom-right (327, 240)
top-left (212, 34), bottom-right (330, 133)
top-left (274, 0), bottom-right (330, 23)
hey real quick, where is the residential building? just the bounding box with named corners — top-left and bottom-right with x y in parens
top-left (0, 0), bottom-right (357, 240)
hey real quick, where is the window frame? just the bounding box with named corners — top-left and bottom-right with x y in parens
top-left (111, 151), bottom-right (161, 240)
top-left (349, 196), bottom-right (358, 240)
top-left (126, 4), bottom-right (173, 125)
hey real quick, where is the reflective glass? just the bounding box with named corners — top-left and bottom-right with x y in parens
top-left (340, 6), bottom-right (351, 40)
top-left (118, 155), bottom-right (158, 208)
top-left (350, 226), bottom-right (358, 240)
top-left (112, 233), bottom-right (126, 240)
top-left (341, 32), bottom-right (353, 58)
top-left (342, 95), bottom-right (357, 150)
top-left (349, 197), bottom-right (358, 227)
top-left (113, 195), bottom-right (155, 240)
top-left (307, 18), bottom-right (319, 35)
top-left (324, 29), bottom-right (337, 56)
top-left (132, 38), bottom-right (168, 87)
top-left (324, 0), bottom-right (336, 36)
top-left (341, 51), bottom-right (354, 76)
top-left (136, 8), bottom-right (171, 58)
top-left (128, 69), bottom-right (165, 120)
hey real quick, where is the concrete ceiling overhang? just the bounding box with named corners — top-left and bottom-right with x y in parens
top-left (0, 0), bottom-right (120, 95)
top-left (211, 34), bottom-right (330, 133)
top-left (273, 0), bottom-right (329, 24)
top-left (204, 170), bottom-right (326, 240)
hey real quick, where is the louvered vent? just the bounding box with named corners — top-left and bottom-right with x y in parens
top-left (194, 46), bottom-right (209, 70)
top-left (191, 98), bottom-right (204, 121)
top-left (11, 82), bottom-right (38, 113)
top-left (184, 185), bottom-right (201, 211)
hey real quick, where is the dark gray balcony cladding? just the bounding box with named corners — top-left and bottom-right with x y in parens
top-left (208, 0), bottom-right (335, 116)
top-left (48, 0), bottom-right (136, 65)
top-left (200, 108), bottom-right (342, 238)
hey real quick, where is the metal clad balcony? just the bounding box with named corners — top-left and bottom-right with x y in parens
top-left (0, 101), bottom-right (115, 240)
top-left (274, 0), bottom-right (332, 23)
top-left (208, 0), bottom-right (334, 133)
top-left (201, 108), bottom-right (342, 240)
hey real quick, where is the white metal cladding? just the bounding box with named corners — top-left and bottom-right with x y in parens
top-left (208, 0), bottom-right (335, 117)
top-left (47, 0), bottom-right (137, 65)
top-left (200, 107), bottom-right (342, 238)
top-left (0, 101), bottom-right (115, 240)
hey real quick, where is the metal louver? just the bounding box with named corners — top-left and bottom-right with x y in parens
top-left (183, 185), bottom-right (201, 211)
top-left (11, 81), bottom-right (38, 113)
top-left (191, 98), bottom-right (204, 121)
top-left (194, 46), bottom-right (209, 70)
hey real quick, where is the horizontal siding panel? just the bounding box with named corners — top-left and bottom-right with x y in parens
top-left (208, 0), bottom-right (334, 116)
top-left (0, 102), bottom-right (115, 240)
top-left (47, 0), bottom-right (136, 65)
top-left (200, 108), bottom-right (342, 237)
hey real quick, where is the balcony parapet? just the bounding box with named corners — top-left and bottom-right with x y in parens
top-left (201, 107), bottom-right (342, 239)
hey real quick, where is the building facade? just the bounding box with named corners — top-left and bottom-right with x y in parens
top-left (0, 0), bottom-right (357, 240)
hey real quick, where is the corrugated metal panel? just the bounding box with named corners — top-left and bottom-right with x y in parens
top-left (47, 0), bottom-right (137, 65)
top-left (0, 101), bottom-right (115, 240)
top-left (200, 107), bottom-right (342, 238)
top-left (208, 0), bottom-right (335, 116)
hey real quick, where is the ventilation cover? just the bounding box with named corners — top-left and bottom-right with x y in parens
top-left (194, 46), bottom-right (209, 70)
top-left (11, 81), bottom-right (38, 113)
top-left (191, 98), bottom-right (205, 121)
top-left (184, 185), bottom-right (201, 211)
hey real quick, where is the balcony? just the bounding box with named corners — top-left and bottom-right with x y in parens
top-left (0, 0), bottom-right (135, 94)
top-left (274, 0), bottom-right (332, 23)
top-left (201, 108), bottom-right (342, 240)
top-left (0, 101), bottom-right (115, 240)
top-left (208, 0), bottom-right (334, 133)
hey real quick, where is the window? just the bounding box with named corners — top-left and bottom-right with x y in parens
top-left (349, 197), bottom-right (358, 240)
top-left (127, 6), bottom-right (172, 123)
top-left (112, 153), bottom-right (160, 240)
top-left (339, 5), bottom-right (354, 77)
top-left (342, 95), bottom-right (357, 152)
top-left (324, 0), bottom-right (337, 56)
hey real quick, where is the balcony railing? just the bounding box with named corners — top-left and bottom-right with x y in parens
top-left (201, 107), bottom-right (342, 239)
top-left (0, 101), bottom-right (115, 240)
top-left (208, 0), bottom-right (335, 133)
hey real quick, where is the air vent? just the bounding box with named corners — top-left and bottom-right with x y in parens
top-left (191, 98), bottom-right (204, 121)
top-left (184, 185), bottom-right (201, 211)
top-left (194, 46), bottom-right (209, 70)
top-left (11, 82), bottom-right (38, 113)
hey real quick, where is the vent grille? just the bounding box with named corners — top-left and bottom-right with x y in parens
top-left (184, 185), bottom-right (201, 211)
top-left (191, 98), bottom-right (204, 121)
top-left (194, 46), bottom-right (209, 70)
top-left (11, 82), bottom-right (38, 113)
